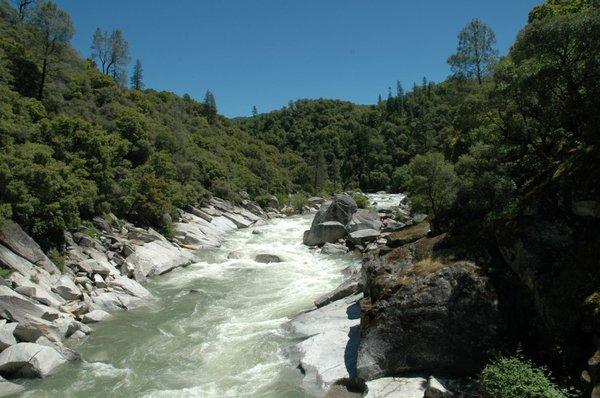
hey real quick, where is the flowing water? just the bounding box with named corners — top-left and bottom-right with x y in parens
top-left (21, 215), bottom-right (360, 398)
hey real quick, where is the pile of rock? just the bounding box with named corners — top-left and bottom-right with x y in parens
top-left (293, 192), bottom-right (497, 397)
top-left (0, 195), bottom-right (267, 382)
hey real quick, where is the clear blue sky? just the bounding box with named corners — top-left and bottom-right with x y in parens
top-left (55, 0), bottom-right (540, 117)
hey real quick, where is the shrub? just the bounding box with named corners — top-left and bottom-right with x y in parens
top-left (352, 193), bottom-right (370, 209)
top-left (482, 355), bottom-right (575, 398)
top-left (288, 192), bottom-right (309, 212)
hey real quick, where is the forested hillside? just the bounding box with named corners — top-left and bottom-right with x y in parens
top-left (0, 1), bottom-right (308, 244)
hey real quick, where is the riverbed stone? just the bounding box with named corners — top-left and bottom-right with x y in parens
top-left (0, 221), bottom-right (58, 274)
top-left (0, 286), bottom-right (61, 324)
top-left (321, 243), bottom-right (349, 255)
top-left (348, 229), bottom-right (380, 245)
top-left (365, 377), bottom-right (427, 398)
top-left (255, 254), bottom-right (283, 263)
top-left (0, 321), bottom-right (17, 351)
top-left (0, 342), bottom-right (67, 378)
top-left (0, 375), bottom-right (24, 396)
top-left (346, 209), bottom-right (382, 233)
top-left (290, 294), bottom-right (362, 392)
top-left (82, 310), bottom-right (111, 324)
top-left (303, 222), bottom-right (348, 246)
top-left (52, 275), bottom-right (82, 301)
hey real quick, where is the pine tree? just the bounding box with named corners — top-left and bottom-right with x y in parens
top-left (447, 19), bottom-right (499, 84)
top-left (251, 105), bottom-right (258, 116)
top-left (204, 90), bottom-right (217, 122)
top-left (313, 149), bottom-right (328, 193)
top-left (130, 59), bottom-right (143, 90)
top-left (396, 80), bottom-right (404, 97)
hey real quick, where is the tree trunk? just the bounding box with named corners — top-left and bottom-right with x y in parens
top-left (38, 56), bottom-right (48, 100)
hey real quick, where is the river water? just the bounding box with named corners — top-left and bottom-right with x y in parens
top-left (21, 215), bottom-right (359, 397)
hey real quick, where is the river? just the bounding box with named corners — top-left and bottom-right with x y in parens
top-left (21, 214), bottom-right (359, 397)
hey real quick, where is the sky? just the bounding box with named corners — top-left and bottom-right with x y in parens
top-left (54, 0), bottom-right (541, 118)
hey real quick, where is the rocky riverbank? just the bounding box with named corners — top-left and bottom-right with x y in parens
top-left (0, 195), bottom-right (281, 387)
top-left (290, 193), bottom-right (484, 397)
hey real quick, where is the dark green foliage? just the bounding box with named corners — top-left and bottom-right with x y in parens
top-left (482, 355), bottom-right (575, 398)
top-left (403, 152), bottom-right (458, 221)
top-left (0, 2), bottom-right (304, 242)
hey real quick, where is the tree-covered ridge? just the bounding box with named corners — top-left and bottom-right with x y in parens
top-left (0, 1), bottom-right (307, 243)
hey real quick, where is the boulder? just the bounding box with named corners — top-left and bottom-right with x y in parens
top-left (227, 251), bottom-right (243, 260)
top-left (254, 254), bottom-right (283, 264)
top-left (51, 275), bottom-right (82, 301)
top-left (0, 321), bottom-right (17, 351)
top-left (13, 315), bottom-right (63, 343)
top-left (303, 222), bottom-right (347, 246)
top-left (311, 193), bottom-right (358, 227)
top-left (425, 376), bottom-right (453, 398)
top-left (346, 209), bottom-right (382, 233)
top-left (365, 377), bottom-right (427, 398)
top-left (348, 229), bottom-right (380, 245)
top-left (314, 274), bottom-right (362, 308)
top-left (12, 278), bottom-right (64, 308)
top-left (385, 222), bottom-right (430, 248)
top-left (320, 243), bottom-right (349, 255)
top-left (0, 342), bottom-right (67, 378)
top-left (358, 261), bottom-right (501, 379)
top-left (289, 294), bottom-right (362, 392)
top-left (0, 286), bottom-right (61, 324)
top-left (82, 309), bottom-right (111, 324)
top-left (0, 375), bottom-right (24, 396)
top-left (92, 216), bottom-right (112, 233)
top-left (222, 212), bottom-right (253, 229)
top-left (107, 275), bottom-right (151, 299)
top-left (0, 221), bottom-right (58, 274)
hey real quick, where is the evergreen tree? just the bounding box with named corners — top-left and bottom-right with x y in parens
top-left (447, 19), bottom-right (499, 84)
top-left (130, 59), bottom-right (143, 90)
top-left (396, 80), bottom-right (404, 97)
top-left (204, 90), bottom-right (217, 121)
top-left (251, 105), bottom-right (258, 116)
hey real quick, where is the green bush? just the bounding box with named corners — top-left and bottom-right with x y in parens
top-left (288, 192), bottom-right (309, 212)
top-left (482, 355), bottom-right (575, 398)
top-left (352, 193), bottom-right (370, 209)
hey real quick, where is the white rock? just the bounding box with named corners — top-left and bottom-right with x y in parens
top-left (108, 275), bottom-right (151, 299)
top-left (0, 375), bottom-right (25, 396)
top-left (12, 276), bottom-right (65, 308)
top-left (82, 309), bottom-right (111, 324)
top-left (0, 321), bottom-right (17, 351)
top-left (52, 275), bottom-right (82, 300)
top-left (0, 342), bottom-right (67, 378)
top-left (321, 242), bottom-right (349, 255)
top-left (127, 240), bottom-right (195, 277)
top-left (93, 273), bottom-right (106, 288)
top-left (425, 376), bottom-right (452, 398)
top-left (365, 377), bottom-right (428, 398)
top-left (0, 286), bottom-right (62, 323)
top-left (290, 294), bottom-right (362, 392)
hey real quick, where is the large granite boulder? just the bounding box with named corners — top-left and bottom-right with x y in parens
top-left (0, 343), bottom-right (67, 378)
top-left (303, 222), bottom-right (347, 246)
top-left (312, 193), bottom-right (358, 227)
top-left (358, 236), bottom-right (501, 379)
top-left (0, 221), bottom-right (58, 274)
top-left (346, 209), bottom-right (382, 233)
top-left (302, 194), bottom-right (360, 246)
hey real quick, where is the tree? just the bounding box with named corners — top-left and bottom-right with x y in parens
top-left (91, 28), bottom-right (110, 73)
top-left (130, 59), bottom-right (143, 90)
top-left (405, 152), bottom-right (458, 222)
top-left (30, 1), bottom-right (74, 99)
top-left (447, 19), bottom-right (499, 84)
top-left (90, 28), bottom-right (130, 80)
top-left (251, 105), bottom-right (258, 116)
top-left (396, 80), bottom-right (404, 97)
top-left (203, 90), bottom-right (217, 121)
top-left (13, 0), bottom-right (35, 20)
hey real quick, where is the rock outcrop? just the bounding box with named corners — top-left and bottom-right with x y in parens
top-left (0, 343), bottom-right (67, 378)
top-left (358, 237), bottom-right (501, 379)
